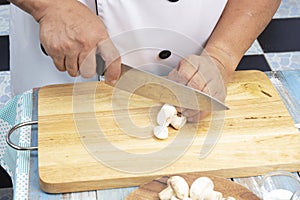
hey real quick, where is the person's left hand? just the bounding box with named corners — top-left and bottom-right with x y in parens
top-left (167, 54), bottom-right (230, 122)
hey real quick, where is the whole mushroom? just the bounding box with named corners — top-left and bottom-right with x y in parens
top-left (189, 177), bottom-right (214, 200)
top-left (159, 176), bottom-right (230, 200)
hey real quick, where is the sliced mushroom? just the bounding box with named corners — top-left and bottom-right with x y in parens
top-left (168, 176), bottom-right (190, 199)
top-left (157, 104), bottom-right (177, 126)
top-left (153, 125), bottom-right (169, 140)
top-left (170, 114), bottom-right (187, 130)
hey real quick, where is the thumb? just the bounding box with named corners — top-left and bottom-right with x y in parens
top-left (97, 38), bottom-right (121, 85)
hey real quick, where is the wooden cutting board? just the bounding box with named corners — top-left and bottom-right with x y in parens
top-left (126, 173), bottom-right (260, 200)
top-left (38, 70), bottom-right (300, 193)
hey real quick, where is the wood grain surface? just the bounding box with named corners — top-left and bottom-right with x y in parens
top-left (125, 173), bottom-right (260, 200)
top-left (37, 70), bottom-right (300, 193)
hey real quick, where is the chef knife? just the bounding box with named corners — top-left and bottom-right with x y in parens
top-left (96, 55), bottom-right (229, 111)
top-left (40, 45), bottom-right (228, 111)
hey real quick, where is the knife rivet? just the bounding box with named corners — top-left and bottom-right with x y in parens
top-left (158, 50), bottom-right (172, 59)
top-left (167, 0), bottom-right (179, 2)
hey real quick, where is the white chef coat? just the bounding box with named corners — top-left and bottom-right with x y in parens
top-left (9, 0), bottom-right (227, 95)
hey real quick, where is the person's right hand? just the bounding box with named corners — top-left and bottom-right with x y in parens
top-left (35, 0), bottom-right (121, 83)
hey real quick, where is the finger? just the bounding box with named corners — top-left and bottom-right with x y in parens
top-left (97, 39), bottom-right (121, 85)
top-left (187, 112), bottom-right (201, 122)
top-left (182, 109), bottom-right (199, 118)
top-left (105, 57), bottom-right (121, 85)
top-left (186, 56), bottom-right (219, 91)
top-left (187, 111), bottom-right (210, 122)
top-left (167, 68), bottom-right (187, 85)
top-left (202, 79), bottom-right (226, 102)
top-left (65, 52), bottom-right (80, 77)
top-left (41, 42), bottom-right (66, 72)
top-left (181, 83), bottom-right (219, 119)
top-left (208, 81), bottom-right (226, 102)
top-left (52, 56), bottom-right (66, 72)
top-left (174, 57), bottom-right (199, 85)
top-left (79, 48), bottom-right (97, 78)
top-left (186, 71), bottom-right (210, 91)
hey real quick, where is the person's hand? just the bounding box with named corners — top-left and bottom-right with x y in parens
top-left (36, 0), bottom-right (121, 83)
top-left (167, 53), bottom-right (230, 122)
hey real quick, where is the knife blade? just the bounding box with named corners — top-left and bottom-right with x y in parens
top-left (96, 54), bottom-right (229, 111)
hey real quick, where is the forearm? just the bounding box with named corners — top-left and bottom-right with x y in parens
top-left (205, 0), bottom-right (281, 76)
top-left (8, 0), bottom-right (76, 21)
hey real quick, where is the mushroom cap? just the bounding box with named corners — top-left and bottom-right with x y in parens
top-left (157, 104), bottom-right (177, 126)
top-left (190, 177), bottom-right (214, 200)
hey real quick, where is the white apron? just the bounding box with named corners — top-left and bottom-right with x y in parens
top-left (10, 0), bottom-right (227, 95)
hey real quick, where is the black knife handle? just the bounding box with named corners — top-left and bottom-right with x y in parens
top-left (40, 44), bottom-right (48, 56)
top-left (40, 44), bottom-right (105, 78)
top-left (96, 54), bottom-right (106, 76)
